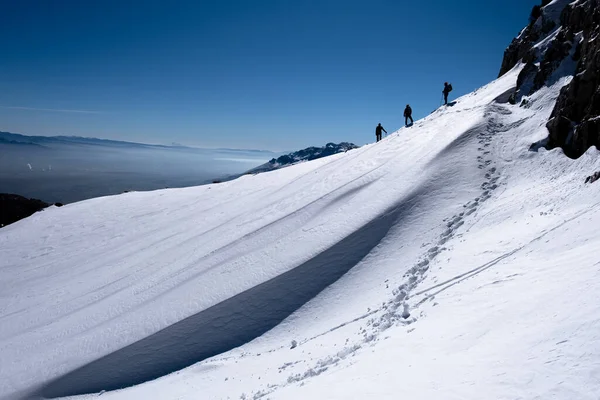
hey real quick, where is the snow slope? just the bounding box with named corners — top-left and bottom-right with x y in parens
top-left (1, 64), bottom-right (600, 399)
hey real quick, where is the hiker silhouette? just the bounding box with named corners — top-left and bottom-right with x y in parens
top-left (443, 82), bottom-right (453, 105)
top-left (375, 123), bottom-right (387, 142)
top-left (404, 105), bottom-right (414, 126)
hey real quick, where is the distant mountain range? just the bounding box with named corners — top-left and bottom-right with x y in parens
top-left (0, 131), bottom-right (276, 155)
top-left (0, 131), bottom-right (360, 205)
top-left (247, 142), bottom-right (358, 174)
top-left (0, 131), bottom-right (280, 204)
top-left (0, 135), bottom-right (44, 147)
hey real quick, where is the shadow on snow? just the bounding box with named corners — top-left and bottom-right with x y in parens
top-left (38, 188), bottom-right (427, 399)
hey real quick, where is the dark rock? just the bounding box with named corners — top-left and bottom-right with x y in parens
top-left (531, 30), bottom-right (573, 92)
top-left (573, 117), bottom-right (600, 155)
top-left (514, 61), bottom-right (540, 100)
top-left (498, 1), bottom-right (584, 80)
top-left (498, 30), bottom-right (539, 78)
top-left (517, 62), bottom-right (539, 88)
top-left (531, 5), bottom-right (543, 23)
top-left (546, 115), bottom-right (574, 153)
top-left (545, 0), bottom-right (600, 157)
top-left (498, 1), bottom-right (553, 78)
top-left (500, 0), bottom-right (600, 158)
top-left (0, 193), bottom-right (50, 227)
top-left (585, 170), bottom-right (600, 183)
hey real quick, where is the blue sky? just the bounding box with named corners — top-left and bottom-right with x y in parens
top-left (0, 0), bottom-right (538, 151)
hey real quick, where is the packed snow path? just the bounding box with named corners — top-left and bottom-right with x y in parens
top-left (1, 65), bottom-right (600, 400)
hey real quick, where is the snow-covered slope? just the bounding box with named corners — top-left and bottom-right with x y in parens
top-left (4, 7), bottom-right (600, 395)
top-left (2, 63), bottom-right (600, 400)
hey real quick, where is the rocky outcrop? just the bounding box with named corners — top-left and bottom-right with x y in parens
top-left (546, 0), bottom-right (600, 157)
top-left (585, 170), bottom-right (600, 183)
top-left (498, 0), bottom-right (555, 78)
top-left (499, 0), bottom-right (600, 158)
top-left (501, 0), bottom-right (581, 104)
top-left (0, 194), bottom-right (50, 228)
top-left (248, 142), bottom-right (358, 174)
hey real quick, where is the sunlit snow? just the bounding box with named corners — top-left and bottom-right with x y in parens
top-left (1, 64), bottom-right (600, 400)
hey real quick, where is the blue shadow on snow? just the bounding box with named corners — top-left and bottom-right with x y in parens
top-left (37, 191), bottom-right (422, 398)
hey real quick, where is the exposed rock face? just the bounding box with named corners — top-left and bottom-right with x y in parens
top-left (585, 170), bottom-right (600, 183)
top-left (248, 142), bottom-right (358, 174)
top-left (0, 193), bottom-right (50, 228)
top-left (546, 0), bottom-right (600, 157)
top-left (499, 0), bottom-right (600, 158)
top-left (498, 0), bottom-right (556, 78)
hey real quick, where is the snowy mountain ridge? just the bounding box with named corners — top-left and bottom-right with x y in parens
top-left (247, 142), bottom-right (358, 174)
top-left (1, 1), bottom-right (600, 399)
top-left (0, 131), bottom-right (274, 154)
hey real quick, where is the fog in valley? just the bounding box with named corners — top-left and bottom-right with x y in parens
top-left (0, 133), bottom-right (274, 204)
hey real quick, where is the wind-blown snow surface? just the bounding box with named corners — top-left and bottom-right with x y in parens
top-left (2, 65), bottom-right (600, 400)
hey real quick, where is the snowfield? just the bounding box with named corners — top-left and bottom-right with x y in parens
top-left (2, 63), bottom-right (600, 400)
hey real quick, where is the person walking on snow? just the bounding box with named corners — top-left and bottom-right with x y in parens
top-left (375, 123), bottom-right (387, 142)
top-left (443, 82), bottom-right (453, 105)
top-left (404, 104), bottom-right (414, 126)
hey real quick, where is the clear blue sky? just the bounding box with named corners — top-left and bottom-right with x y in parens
top-left (0, 0), bottom-right (538, 151)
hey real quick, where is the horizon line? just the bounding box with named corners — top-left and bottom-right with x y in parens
top-left (1, 106), bottom-right (102, 114)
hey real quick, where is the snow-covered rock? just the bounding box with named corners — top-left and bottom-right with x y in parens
top-left (499, 0), bottom-right (600, 158)
top-left (247, 142), bottom-right (358, 174)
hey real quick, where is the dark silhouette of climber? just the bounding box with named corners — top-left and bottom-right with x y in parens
top-left (443, 82), bottom-right (453, 105)
top-left (375, 123), bottom-right (387, 142)
top-left (404, 105), bottom-right (414, 126)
